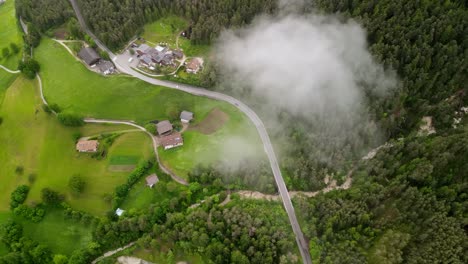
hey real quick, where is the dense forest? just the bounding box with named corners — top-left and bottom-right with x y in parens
top-left (295, 127), bottom-right (468, 263)
top-left (76, 0), bottom-right (276, 49)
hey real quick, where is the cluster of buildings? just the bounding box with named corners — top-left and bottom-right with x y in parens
top-left (156, 111), bottom-right (194, 150)
top-left (134, 44), bottom-right (183, 69)
top-left (78, 47), bottom-right (115, 75)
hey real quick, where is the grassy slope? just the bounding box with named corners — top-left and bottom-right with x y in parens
top-left (19, 209), bottom-right (93, 256)
top-left (0, 0), bottom-right (23, 69)
top-left (0, 76), bottom-right (151, 215)
top-left (142, 16), bottom-right (210, 57)
top-left (36, 38), bottom-right (264, 179)
top-left (159, 106), bottom-right (264, 178)
top-left (37, 38), bottom-right (218, 123)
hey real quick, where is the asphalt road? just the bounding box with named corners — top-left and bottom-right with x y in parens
top-left (69, 1), bottom-right (312, 262)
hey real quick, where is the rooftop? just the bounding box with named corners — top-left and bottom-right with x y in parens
top-left (76, 140), bottom-right (99, 152)
top-left (156, 120), bottom-right (173, 135)
top-left (145, 174), bottom-right (159, 187)
top-left (78, 47), bottom-right (100, 65)
top-left (159, 132), bottom-right (183, 148)
top-left (180, 111), bottom-right (194, 121)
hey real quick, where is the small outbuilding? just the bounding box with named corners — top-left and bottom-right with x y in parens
top-left (76, 140), bottom-right (99, 152)
top-left (156, 120), bottom-right (173, 136)
top-left (145, 174), bottom-right (159, 188)
top-left (173, 50), bottom-right (184, 59)
top-left (160, 132), bottom-right (183, 150)
top-left (185, 58), bottom-right (202, 74)
top-left (97, 60), bottom-right (115, 75)
top-left (115, 208), bottom-right (125, 217)
top-left (180, 111), bottom-right (194, 123)
top-left (78, 47), bottom-right (100, 66)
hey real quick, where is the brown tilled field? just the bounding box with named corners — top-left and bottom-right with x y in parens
top-left (190, 107), bottom-right (229, 134)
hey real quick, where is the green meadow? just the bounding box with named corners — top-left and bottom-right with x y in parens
top-left (35, 38), bottom-right (265, 178)
top-left (142, 16), bottom-right (210, 57)
top-left (0, 0), bottom-right (23, 69)
top-left (0, 76), bottom-right (152, 215)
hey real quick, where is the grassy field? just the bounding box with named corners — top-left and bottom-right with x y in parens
top-left (142, 16), bottom-right (210, 57)
top-left (0, 0), bottom-right (23, 69)
top-left (35, 38), bottom-right (265, 178)
top-left (0, 76), bottom-right (152, 215)
top-left (159, 106), bottom-right (264, 179)
top-left (19, 209), bottom-right (93, 256)
top-left (37, 38), bottom-right (221, 124)
top-left (0, 69), bottom-right (19, 104)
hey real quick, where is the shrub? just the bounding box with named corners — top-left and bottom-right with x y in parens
top-left (18, 58), bottom-right (40, 79)
top-left (0, 117), bottom-right (3, 125)
top-left (41, 188), bottom-right (64, 205)
top-left (144, 123), bottom-right (157, 135)
top-left (49, 103), bottom-right (62, 113)
top-left (42, 104), bottom-right (52, 114)
top-left (72, 131), bottom-right (82, 142)
top-left (10, 43), bottom-right (19, 54)
top-left (10, 185), bottom-right (30, 210)
top-left (2, 47), bottom-right (10, 58)
top-left (69, 175), bottom-right (86, 195)
top-left (15, 166), bottom-right (24, 175)
top-left (13, 204), bottom-right (45, 222)
top-left (57, 113), bottom-right (84, 126)
top-left (28, 173), bottom-right (36, 184)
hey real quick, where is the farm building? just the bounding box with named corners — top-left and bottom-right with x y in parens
top-left (145, 174), bottom-right (159, 188)
top-left (115, 208), bottom-right (125, 216)
top-left (180, 111), bottom-right (194, 123)
top-left (97, 60), bottom-right (115, 75)
top-left (156, 120), bottom-right (173, 135)
top-left (185, 58), bottom-right (202, 74)
top-left (78, 47), bottom-right (100, 66)
top-left (160, 132), bottom-right (183, 150)
top-left (134, 44), bottom-right (151, 56)
top-left (173, 50), bottom-right (184, 59)
top-left (76, 140), bottom-right (99, 152)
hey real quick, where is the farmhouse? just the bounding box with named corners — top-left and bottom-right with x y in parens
top-left (135, 44), bottom-right (151, 56)
top-left (160, 132), bottom-right (184, 150)
top-left (185, 58), bottom-right (202, 74)
top-left (135, 44), bottom-right (178, 68)
top-left (145, 174), bottom-right (159, 188)
top-left (76, 140), bottom-right (99, 152)
top-left (156, 120), bottom-right (173, 135)
top-left (173, 50), bottom-right (184, 59)
top-left (78, 47), bottom-right (100, 66)
top-left (97, 60), bottom-right (115, 75)
top-left (180, 111), bottom-right (194, 123)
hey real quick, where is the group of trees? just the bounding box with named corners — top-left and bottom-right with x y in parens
top-left (136, 199), bottom-right (298, 264)
top-left (76, 0), bottom-right (276, 49)
top-left (1, 43), bottom-right (20, 60)
top-left (18, 58), bottom-right (40, 79)
top-left (295, 128), bottom-right (467, 263)
top-left (188, 160), bottom-right (276, 193)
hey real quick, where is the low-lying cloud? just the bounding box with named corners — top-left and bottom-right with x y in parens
top-left (216, 14), bottom-right (396, 118)
top-left (214, 11), bottom-right (397, 171)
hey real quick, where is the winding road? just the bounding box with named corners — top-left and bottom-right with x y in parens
top-left (68, 1), bottom-right (312, 263)
top-left (0, 65), bottom-right (20, 74)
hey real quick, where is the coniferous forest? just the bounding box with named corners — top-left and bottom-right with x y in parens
top-left (5, 0), bottom-right (468, 263)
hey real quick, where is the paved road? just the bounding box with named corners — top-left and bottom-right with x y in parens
top-left (0, 65), bottom-right (20, 74)
top-left (69, 1), bottom-right (312, 263)
top-left (83, 118), bottom-right (188, 185)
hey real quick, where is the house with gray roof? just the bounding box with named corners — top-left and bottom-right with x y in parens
top-left (134, 44), bottom-right (151, 56)
top-left (180, 111), bottom-right (194, 123)
top-left (140, 54), bottom-right (154, 67)
top-left (156, 120), bottom-right (173, 135)
top-left (78, 47), bottom-right (100, 66)
top-left (97, 60), bottom-right (115, 75)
